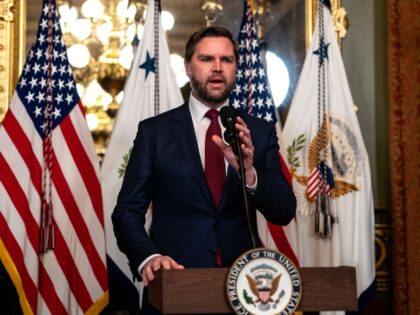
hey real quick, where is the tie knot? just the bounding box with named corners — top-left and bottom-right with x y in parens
top-left (205, 109), bottom-right (219, 121)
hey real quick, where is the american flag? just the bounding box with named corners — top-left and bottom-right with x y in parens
top-left (307, 161), bottom-right (334, 199)
top-left (0, 0), bottom-right (108, 313)
top-left (230, 3), bottom-right (275, 121)
top-left (230, 0), bottom-right (299, 266)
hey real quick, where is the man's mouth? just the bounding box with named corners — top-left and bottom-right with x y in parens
top-left (207, 78), bottom-right (225, 88)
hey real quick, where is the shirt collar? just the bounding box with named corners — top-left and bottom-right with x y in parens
top-left (188, 93), bottom-right (229, 122)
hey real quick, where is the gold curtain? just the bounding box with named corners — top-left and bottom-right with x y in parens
top-left (388, 0), bottom-right (420, 314)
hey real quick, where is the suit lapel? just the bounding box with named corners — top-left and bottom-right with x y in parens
top-left (218, 166), bottom-right (238, 210)
top-left (171, 104), bottom-right (214, 206)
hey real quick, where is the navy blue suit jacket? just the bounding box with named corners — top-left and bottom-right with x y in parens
top-left (112, 102), bottom-right (296, 278)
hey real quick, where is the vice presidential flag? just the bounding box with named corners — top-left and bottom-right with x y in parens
top-left (280, 0), bottom-right (376, 308)
top-left (0, 0), bottom-right (108, 314)
top-left (230, 0), bottom-right (299, 265)
top-left (100, 0), bottom-right (183, 307)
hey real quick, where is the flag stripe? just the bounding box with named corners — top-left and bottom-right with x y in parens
top-left (0, 188), bottom-right (40, 288)
top-left (52, 125), bottom-right (106, 253)
top-left (0, 155), bottom-right (67, 314)
top-left (48, 222), bottom-right (93, 311)
top-left (39, 249), bottom-right (86, 315)
top-left (52, 189), bottom-right (104, 300)
top-left (1, 109), bottom-right (43, 196)
top-left (37, 260), bottom-right (68, 315)
top-left (51, 152), bottom-right (108, 290)
top-left (0, 215), bottom-right (38, 311)
top-left (0, 125), bottom-right (42, 224)
top-left (0, 154), bottom-right (40, 248)
top-left (75, 102), bottom-right (99, 164)
top-left (267, 222), bottom-right (299, 266)
top-left (60, 108), bottom-right (103, 223)
top-left (35, 297), bottom-right (52, 315)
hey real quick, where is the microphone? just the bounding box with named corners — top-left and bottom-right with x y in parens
top-left (219, 106), bottom-right (257, 248)
top-left (220, 106), bottom-right (239, 156)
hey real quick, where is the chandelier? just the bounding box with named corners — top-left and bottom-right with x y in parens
top-left (56, 0), bottom-right (177, 156)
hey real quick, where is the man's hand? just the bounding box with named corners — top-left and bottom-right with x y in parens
top-left (213, 116), bottom-right (256, 186)
top-left (141, 256), bottom-right (184, 287)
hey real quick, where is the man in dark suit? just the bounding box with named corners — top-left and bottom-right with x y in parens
top-left (112, 26), bottom-right (296, 314)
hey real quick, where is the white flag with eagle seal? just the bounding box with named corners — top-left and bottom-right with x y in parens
top-left (280, 0), bottom-right (375, 309)
top-left (100, 0), bottom-right (183, 308)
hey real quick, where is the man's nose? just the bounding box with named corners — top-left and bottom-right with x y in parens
top-left (212, 59), bottom-right (223, 71)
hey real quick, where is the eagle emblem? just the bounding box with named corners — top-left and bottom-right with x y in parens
top-left (287, 115), bottom-right (362, 204)
top-left (227, 248), bottom-right (301, 315)
top-left (243, 264), bottom-right (285, 311)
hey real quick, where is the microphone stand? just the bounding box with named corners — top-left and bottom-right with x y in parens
top-left (232, 132), bottom-right (257, 249)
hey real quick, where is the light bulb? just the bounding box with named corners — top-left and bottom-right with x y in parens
top-left (116, 91), bottom-right (124, 104)
top-left (170, 54), bottom-right (189, 87)
top-left (86, 113), bottom-right (99, 131)
top-left (126, 24), bottom-right (136, 42)
top-left (70, 18), bottom-right (92, 40)
top-left (266, 51), bottom-right (290, 107)
top-left (96, 22), bottom-right (113, 45)
top-left (101, 92), bottom-right (113, 107)
top-left (117, 0), bottom-right (136, 23)
top-left (58, 4), bottom-right (71, 21)
top-left (83, 80), bottom-right (105, 107)
top-left (137, 24), bottom-right (145, 39)
top-left (76, 83), bottom-right (85, 98)
top-left (67, 44), bottom-right (90, 68)
top-left (81, 0), bottom-right (104, 21)
top-left (119, 45), bottom-right (134, 70)
top-left (161, 10), bottom-right (175, 31)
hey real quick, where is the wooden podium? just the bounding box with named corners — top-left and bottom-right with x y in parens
top-left (149, 266), bottom-right (357, 314)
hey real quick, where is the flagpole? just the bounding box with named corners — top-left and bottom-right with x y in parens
top-left (153, 0), bottom-right (160, 115)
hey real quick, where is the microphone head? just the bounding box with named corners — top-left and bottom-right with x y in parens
top-left (220, 106), bottom-right (239, 156)
top-left (220, 106), bottom-right (238, 127)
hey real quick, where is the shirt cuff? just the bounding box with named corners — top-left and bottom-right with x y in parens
top-left (246, 167), bottom-right (257, 192)
top-left (137, 254), bottom-right (162, 277)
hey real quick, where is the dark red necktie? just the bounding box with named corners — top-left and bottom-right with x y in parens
top-left (204, 109), bottom-right (225, 207)
top-left (205, 109), bottom-right (225, 266)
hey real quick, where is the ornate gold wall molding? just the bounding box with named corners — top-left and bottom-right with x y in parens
top-left (306, 0), bottom-right (348, 48)
top-left (0, 0), bottom-right (25, 123)
top-left (375, 223), bottom-right (392, 292)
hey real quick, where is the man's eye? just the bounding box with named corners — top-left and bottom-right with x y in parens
top-left (200, 57), bottom-right (212, 62)
top-left (222, 58), bottom-right (234, 63)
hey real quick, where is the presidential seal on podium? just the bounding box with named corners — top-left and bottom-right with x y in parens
top-left (227, 248), bottom-right (301, 315)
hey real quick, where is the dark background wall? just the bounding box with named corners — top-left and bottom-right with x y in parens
top-left (342, 0), bottom-right (389, 209)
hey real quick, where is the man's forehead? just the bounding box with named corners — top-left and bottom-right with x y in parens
top-left (194, 37), bottom-right (235, 55)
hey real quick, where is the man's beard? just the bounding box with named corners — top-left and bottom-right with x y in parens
top-left (190, 75), bottom-right (235, 105)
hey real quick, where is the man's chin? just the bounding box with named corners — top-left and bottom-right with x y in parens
top-left (207, 87), bottom-right (233, 100)
top-left (204, 93), bottom-right (229, 104)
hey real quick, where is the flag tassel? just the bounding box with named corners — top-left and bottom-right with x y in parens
top-left (39, 0), bottom-right (55, 254)
top-left (39, 199), bottom-right (54, 252)
top-left (315, 193), bottom-right (334, 238)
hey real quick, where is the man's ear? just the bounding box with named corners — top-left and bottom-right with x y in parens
top-left (184, 62), bottom-right (191, 76)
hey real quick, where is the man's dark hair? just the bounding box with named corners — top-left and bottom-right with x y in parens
top-left (184, 26), bottom-right (239, 63)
